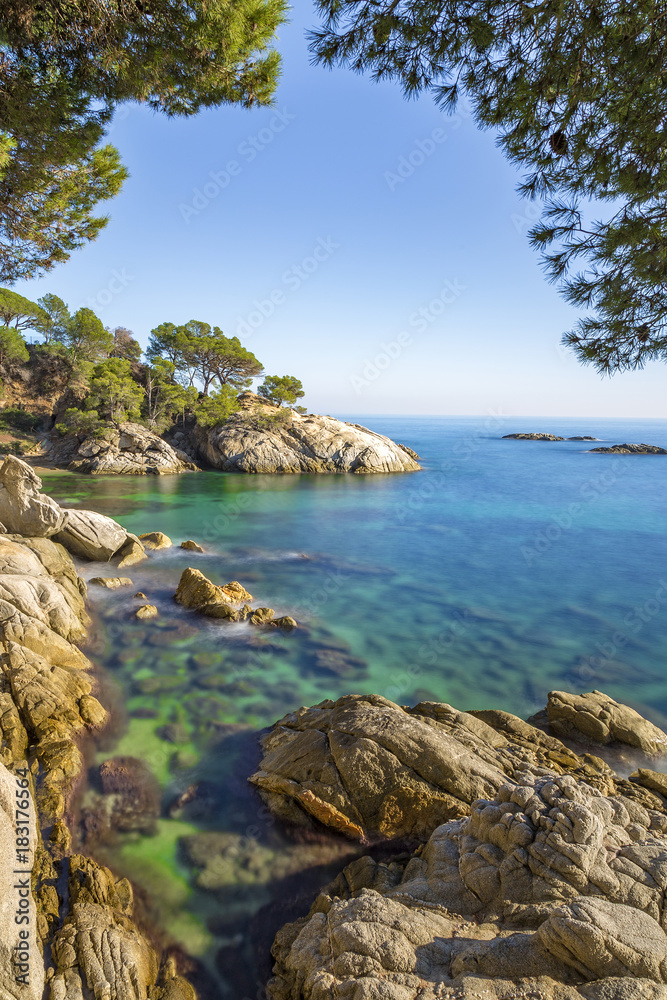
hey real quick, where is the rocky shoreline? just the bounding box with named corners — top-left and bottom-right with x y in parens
top-left (35, 394), bottom-right (421, 476)
top-left (3, 453), bottom-right (667, 1000)
top-left (253, 692), bottom-right (667, 1000)
top-left (0, 457), bottom-right (196, 1000)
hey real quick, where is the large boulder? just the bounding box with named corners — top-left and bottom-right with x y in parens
top-left (0, 456), bottom-right (67, 536)
top-left (194, 394), bottom-right (421, 474)
top-left (267, 767), bottom-right (667, 1000)
top-left (0, 456), bottom-right (145, 565)
top-left (54, 509), bottom-right (145, 564)
top-left (248, 695), bottom-right (649, 842)
top-left (41, 421), bottom-right (199, 475)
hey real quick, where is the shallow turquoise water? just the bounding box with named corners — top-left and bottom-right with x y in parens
top-left (40, 415), bottom-right (667, 997)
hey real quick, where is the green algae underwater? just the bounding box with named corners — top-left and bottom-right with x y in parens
top-left (39, 415), bottom-right (667, 998)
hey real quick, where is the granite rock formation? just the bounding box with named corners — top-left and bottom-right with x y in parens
top-left (41, 421), bottom-right (199, 475)
top-left (194, 394), bottom-right (421, 474)
top-left (258, 693), bottom-right (667, 1000)
top-left (589, 443), bottom-right (667, 455)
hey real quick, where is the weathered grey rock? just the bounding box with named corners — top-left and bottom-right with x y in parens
top-left (55, 510), bottom-right (146, 564)
top-left (42, 421), bottom-right (199, 475)
top-left (267, 771), bottom-right (667, 1000)
top-left (503, 433), bottom-right (565, 441)
top-left (249, 694), bottom-right (633, 842)
top-left (0, 456), bottom-right (67, 536)
top-left (0, 762), bottom-right (44, 1000)
top-left (547, 689), bottom-right (667, 755)
top-left (0, 539), bottom-right (87, 642)
top-left (590, 443), bottom-right (667, 454)
top-left (195, 394), bottom-right (421, 474)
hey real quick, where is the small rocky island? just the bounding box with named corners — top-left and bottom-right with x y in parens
top-left (590, 443), bottom-right (667, 454)
top-left (503, 433), bottom-right (598, 441)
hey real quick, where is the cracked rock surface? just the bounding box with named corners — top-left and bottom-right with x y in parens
top-left (254, 694), bottom-right (667, 1000)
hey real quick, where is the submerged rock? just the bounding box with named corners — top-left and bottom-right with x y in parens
top-left (41, 420), bottom-right (199, 475)
top-left (135, 604), bottom-right (158, 620)
top-left (89, 576), bottom-right (133, 589)
top-left (194, 393), bottom-right (421, 474)
top-left (589, 442), bottom-right (667, 454)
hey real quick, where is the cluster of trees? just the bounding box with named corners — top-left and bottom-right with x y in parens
top-left (0, 287), bottom-right (305, 433)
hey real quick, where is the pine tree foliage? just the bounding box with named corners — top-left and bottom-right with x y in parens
top-left (0, 0), bottom-right (286, 281)
top-left (309, 0), bottom-right (667, 373)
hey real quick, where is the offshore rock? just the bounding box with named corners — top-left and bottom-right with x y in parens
top-left (42, 421), bottom-right (199, 475)
top-left (195, 394), bottom-right (421, 474)
top-left (589, 442), bottom-right (667, 454)
top-left (174, 567), bottom-right (252, 616)
top-left (502, 433), bottom-right (565, 441)
top-left (180, 540), bottom-right (204, 552)
top-left (89, 577), bottom-right (134, 589)
top-left (138, 531), bottom-right (172, 550)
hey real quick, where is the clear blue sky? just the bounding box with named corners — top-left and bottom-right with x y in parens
top-left (15, 5), bottom-right (665, 418)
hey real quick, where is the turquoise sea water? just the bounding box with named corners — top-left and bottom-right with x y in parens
top-left (40, 415), bottom-right (667, 998)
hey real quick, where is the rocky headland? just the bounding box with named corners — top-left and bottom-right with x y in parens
top-left (30, 394), bottom-right (420, 476)
top-left (251, 690), bottom-right (667, 1000)
top-left (189, 393), bottom-right (421, 474)
top-left (590, 443), bottom-right (667, 455)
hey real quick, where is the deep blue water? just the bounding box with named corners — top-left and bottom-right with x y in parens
top-left (40, 414), bottom-right (667, 996)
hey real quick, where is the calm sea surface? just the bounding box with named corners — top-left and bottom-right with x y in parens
top-left (40, 415), bottom-right (667, 997)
